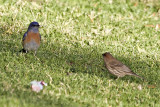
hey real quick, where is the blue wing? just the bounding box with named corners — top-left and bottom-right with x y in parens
top-left (39, 34), bottom-right (41, 41)
top-left (22, 32), bottom-right (27, 41)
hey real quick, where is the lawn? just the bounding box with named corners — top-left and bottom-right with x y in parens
top-left (0, 0), bottom-right (160, 106)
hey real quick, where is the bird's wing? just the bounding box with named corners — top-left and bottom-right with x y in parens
top-left (39, 34), bottom-right (41, 41)
top-left (22, 32), bottom-right (27, 41)
top-left (109, 61), bottom-right (132, 73)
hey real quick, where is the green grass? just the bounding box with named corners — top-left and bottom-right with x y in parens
top-left (0, 0), bottom-right (160, 106)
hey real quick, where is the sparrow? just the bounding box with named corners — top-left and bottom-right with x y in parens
top-left (102, 52), bottom-right (144, 79)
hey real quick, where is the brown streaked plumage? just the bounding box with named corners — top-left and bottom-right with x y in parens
top-left (102, 52), bottom-right (143, 79)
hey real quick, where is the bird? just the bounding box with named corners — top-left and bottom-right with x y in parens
top-left (102, 52), bottom-right (144, 79)
top-left (21, 21), bottom-right (41, 54)
top-left (30, 80), bottom-right (47, 92)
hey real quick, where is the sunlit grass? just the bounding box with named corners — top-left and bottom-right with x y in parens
top-left (0, 0), bottom-right (160, 106)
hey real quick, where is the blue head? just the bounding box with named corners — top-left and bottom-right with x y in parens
top-left (27, 21), bottom-right (40, 33)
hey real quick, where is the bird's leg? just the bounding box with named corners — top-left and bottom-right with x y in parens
top-left (116, 77), bottom-right (120, 80)
top-left (34, 51), bottom-right (36, 56)
top-left (34, 51), bottom-right (41, 62)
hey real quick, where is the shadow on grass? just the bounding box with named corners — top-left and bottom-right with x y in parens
top-left (1, 28), bottom-right (160, 107)
top-left (0, 26), bottom-right (156, 83)
top-left (0, 41), bottom-right (19, 53)
top-left (34, 31), bottom-right (159, 85)
top-left (1, 28), bottom-right (158, 85)
top-left (0, 26), bottom-right (22, 53)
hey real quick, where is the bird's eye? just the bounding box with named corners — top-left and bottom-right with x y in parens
top-left (33, 25), bottom-right (39, 27)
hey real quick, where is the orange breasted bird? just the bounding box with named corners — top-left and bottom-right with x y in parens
top-left (22, 22), bottom-right (41, 54)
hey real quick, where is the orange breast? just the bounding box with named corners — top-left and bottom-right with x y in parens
top-left (23, 32), bottom-right (40, 46)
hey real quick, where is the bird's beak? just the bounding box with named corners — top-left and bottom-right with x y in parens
top-left (44, 83), bottom-right (47, 86)
top-left (102, 53), bottom-right (105, 56)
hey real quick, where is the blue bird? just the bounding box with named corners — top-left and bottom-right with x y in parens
top-left (22, 22), bottom-right (41, 54)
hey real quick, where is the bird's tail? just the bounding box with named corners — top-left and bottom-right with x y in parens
top-left (132, 73), bottom-right (145, 80)
top-left (19, 49), bottom-right (27, 53)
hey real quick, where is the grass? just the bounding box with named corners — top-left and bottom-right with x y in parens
top-left (0, 0), bottom-right (160, 106)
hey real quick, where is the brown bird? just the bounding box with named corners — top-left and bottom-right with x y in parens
top-left (102, 52), bottom-right (143, 79)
